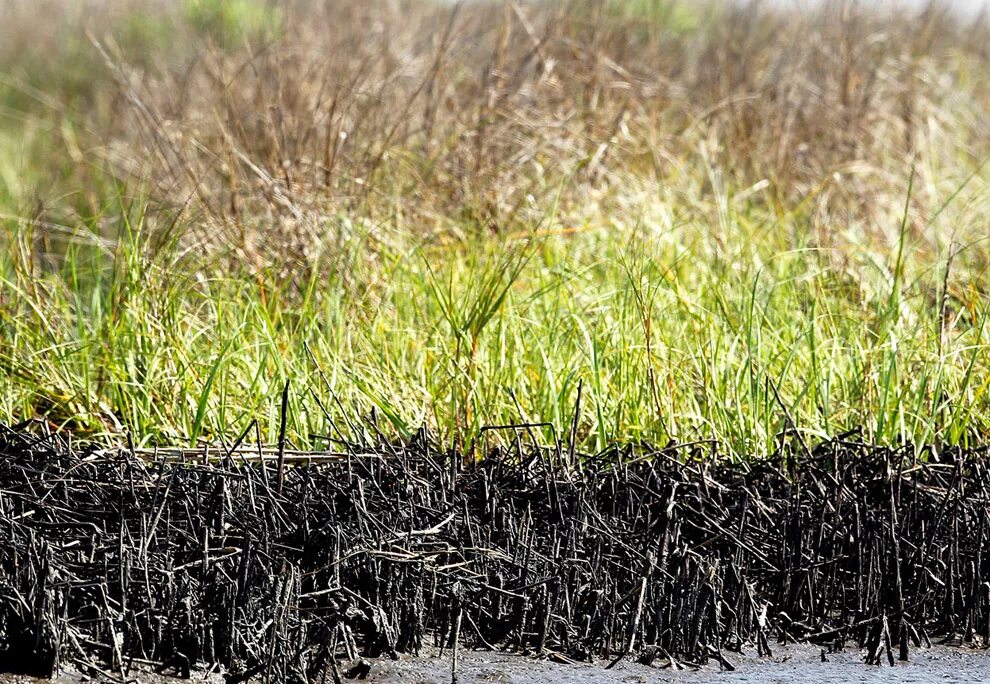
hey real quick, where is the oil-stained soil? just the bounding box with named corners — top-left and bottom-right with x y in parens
top-left (3, 646), bottom-right (988, 683)
top-left (2, 422), bottom-right (990, 681)
top-left (372, 645), bottom-right (990, 683)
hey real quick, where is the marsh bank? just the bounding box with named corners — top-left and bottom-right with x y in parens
top-left (3, 425), bottom-right (990, 681)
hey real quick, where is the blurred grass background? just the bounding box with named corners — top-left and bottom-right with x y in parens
top-left (2, 0), bottom-right (990, 455)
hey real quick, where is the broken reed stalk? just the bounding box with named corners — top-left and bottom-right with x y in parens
top-left (1, 421), bottom-right (989, 682)
top-left (450, 590), bottom-right (462, 684)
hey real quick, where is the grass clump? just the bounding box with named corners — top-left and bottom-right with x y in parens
top-left (185, 0), bottom-right (283, 46)
top-left (1, 0), bottom-right (990, 455)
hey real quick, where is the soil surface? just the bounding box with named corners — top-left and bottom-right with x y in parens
top-left (368, 645), bottom-right (990, 683)
top-left (0, 645), bottom-right (987, 682)
top-left (0, 669), bottom-right (227, 683)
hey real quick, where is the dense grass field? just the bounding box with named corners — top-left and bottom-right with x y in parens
top-left (2, 0), bottom-right (990, 455)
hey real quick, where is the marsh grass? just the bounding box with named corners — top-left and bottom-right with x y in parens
top-left (1, 0), bottom-right (990, 455)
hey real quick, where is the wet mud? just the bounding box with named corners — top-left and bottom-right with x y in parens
top-left (370, 645), bottom-right (990, 683)
top-left (3, 645), bottom-right (987, 683)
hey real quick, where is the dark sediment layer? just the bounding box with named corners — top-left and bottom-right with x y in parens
top-left (1, 422), bottom-right (989, 682)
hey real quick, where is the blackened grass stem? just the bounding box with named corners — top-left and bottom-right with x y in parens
top-left (276, 379), bottom-right (290, 494)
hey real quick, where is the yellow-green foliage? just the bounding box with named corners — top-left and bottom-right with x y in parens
top-left (185, 0), bottom-right (283, 46)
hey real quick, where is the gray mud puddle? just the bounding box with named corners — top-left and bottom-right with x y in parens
top-left (367, 645), bottom-right (990, 683)
top-left (0, 646), bottom-right (987, 683)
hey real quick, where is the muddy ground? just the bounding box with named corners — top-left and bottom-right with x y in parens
top-left (375, 646), bottom-right (990, 683)
top-left (3, 645), bottom-right (988, 683)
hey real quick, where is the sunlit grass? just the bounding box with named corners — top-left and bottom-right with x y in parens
top-left (3, 161), bottom-right (989, 456)
top-left (1, 0), bottom-right (990, 455)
